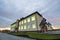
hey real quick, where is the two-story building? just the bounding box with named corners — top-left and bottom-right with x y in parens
top-left (11, 11), bottom-right (52, 32)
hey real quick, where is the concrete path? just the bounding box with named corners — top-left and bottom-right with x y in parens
top-left (46, 30), bottom-right (60, 34)
top-left (0, 33), bottom-right (35, 40)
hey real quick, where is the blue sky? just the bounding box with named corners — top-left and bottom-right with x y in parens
top-left (0, 0), bottom-right (60, 28)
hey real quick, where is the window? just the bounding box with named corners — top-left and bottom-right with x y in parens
top-left (19, 26), bottom-right (21, 30)
top-left (13, 24), bottom-right (15, 27)
top-left (28, 25), bottom-right (30, 29)
top-left (22, 21), bottom-right (23, 24)
top-left (19, 22), bottom-right (21, 25)
top-left (31, 16), bottom-right (35, 21)
top-left (32, 24), bottom-right (36, 29)
top-left (24, 19), bottom-right (26, 23)
top-left (24, 25), bottom-right (26, 29)
top-left (21, 26), bottom-right (23, 30)
top-left (27, 18), bottom-right (30, 22)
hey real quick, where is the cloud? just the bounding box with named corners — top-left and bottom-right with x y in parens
top-left (0, 0), bottom-right (49, 20)
top-left (46, 17), bottom-right (60, 26)
top-left (47, 17), bottom-right (60, 21)
top-left (0, 16), bottom-right (13, 22)
top-left (0, 0), bottom-right (60, 27)
top-left (1, 0), bottom-right (48, 14)
top-left (40, 0), bottom-right (57, 14)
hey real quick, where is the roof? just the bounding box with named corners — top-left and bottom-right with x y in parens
top-left (11, 19), bottom-right (19, 26)
top-left (19, 11), bottom-right (43, 21)
top-left (11, 22), bottom-right (16, 26)
top-left (11, 11), bottom-right (43, 25)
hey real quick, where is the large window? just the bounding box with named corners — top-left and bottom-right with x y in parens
top-left (22, 21), bottom-right (23, 24)
top-left (27, 18), bottom-right (30, 22)
top-left (19, 26), bottom-right (21, 30)
top-left (32, 24), bottom-right (36, 29)
top-left (28, 25), bottom-right (30, 29)
top-left (31, 16), bottom-right (35, 21)
top-left (21, 26), bottom-right (23, 30)
top-left (24, 25), bottom-right (26, 29)
top-left (24, 19), bottom-right (26, 23)
top-left (19, 21), bottom-right (21, 25)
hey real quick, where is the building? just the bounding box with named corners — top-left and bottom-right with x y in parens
top-left (46, 22), bottom-right (52, 30)
top-left (19, 12), bottom-right (43, 32)
top-left (11, 11), bottom-right (53, 32)
top-left (11, 19), bottom-right (19, 32)
top-left (11, 22), bottom-right (16, 32)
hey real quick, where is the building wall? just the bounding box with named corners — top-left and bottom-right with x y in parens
top-left (35, 13), bottom-right (43, 31)
top-left (11, 24), bottom-right (16, 31)
top-left (11, 13), bottom-right (43, 32)
top-left (46, 24), bottom-right (52, 30)
top-left (18, 13), bottom-right (43, 31)
top-left (11, 12), bottom-right (52, 32)
top-left (19, 14), bottom-right (38, 31)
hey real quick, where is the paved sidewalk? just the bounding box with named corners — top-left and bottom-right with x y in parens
top-left (0, 33), bottom-right (35, 40)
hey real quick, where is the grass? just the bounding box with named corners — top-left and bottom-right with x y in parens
top-left (8, 32), bottom-right (60, 40)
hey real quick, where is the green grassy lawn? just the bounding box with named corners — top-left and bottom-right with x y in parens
top-left (8, 32), bottom-right (60, 39)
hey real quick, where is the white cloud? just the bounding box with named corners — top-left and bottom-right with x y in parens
top-left (2, 0), bottom-right (48, 13)
top-left (40, 0), bottom-right (57, 13)
top-left (0, 0), bottom-right (60, 27)
top-left (0, 16), bottom-right (13, 22)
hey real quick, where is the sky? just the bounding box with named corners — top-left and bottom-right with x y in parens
top-left (0, 0), bottom-right (60, 28)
